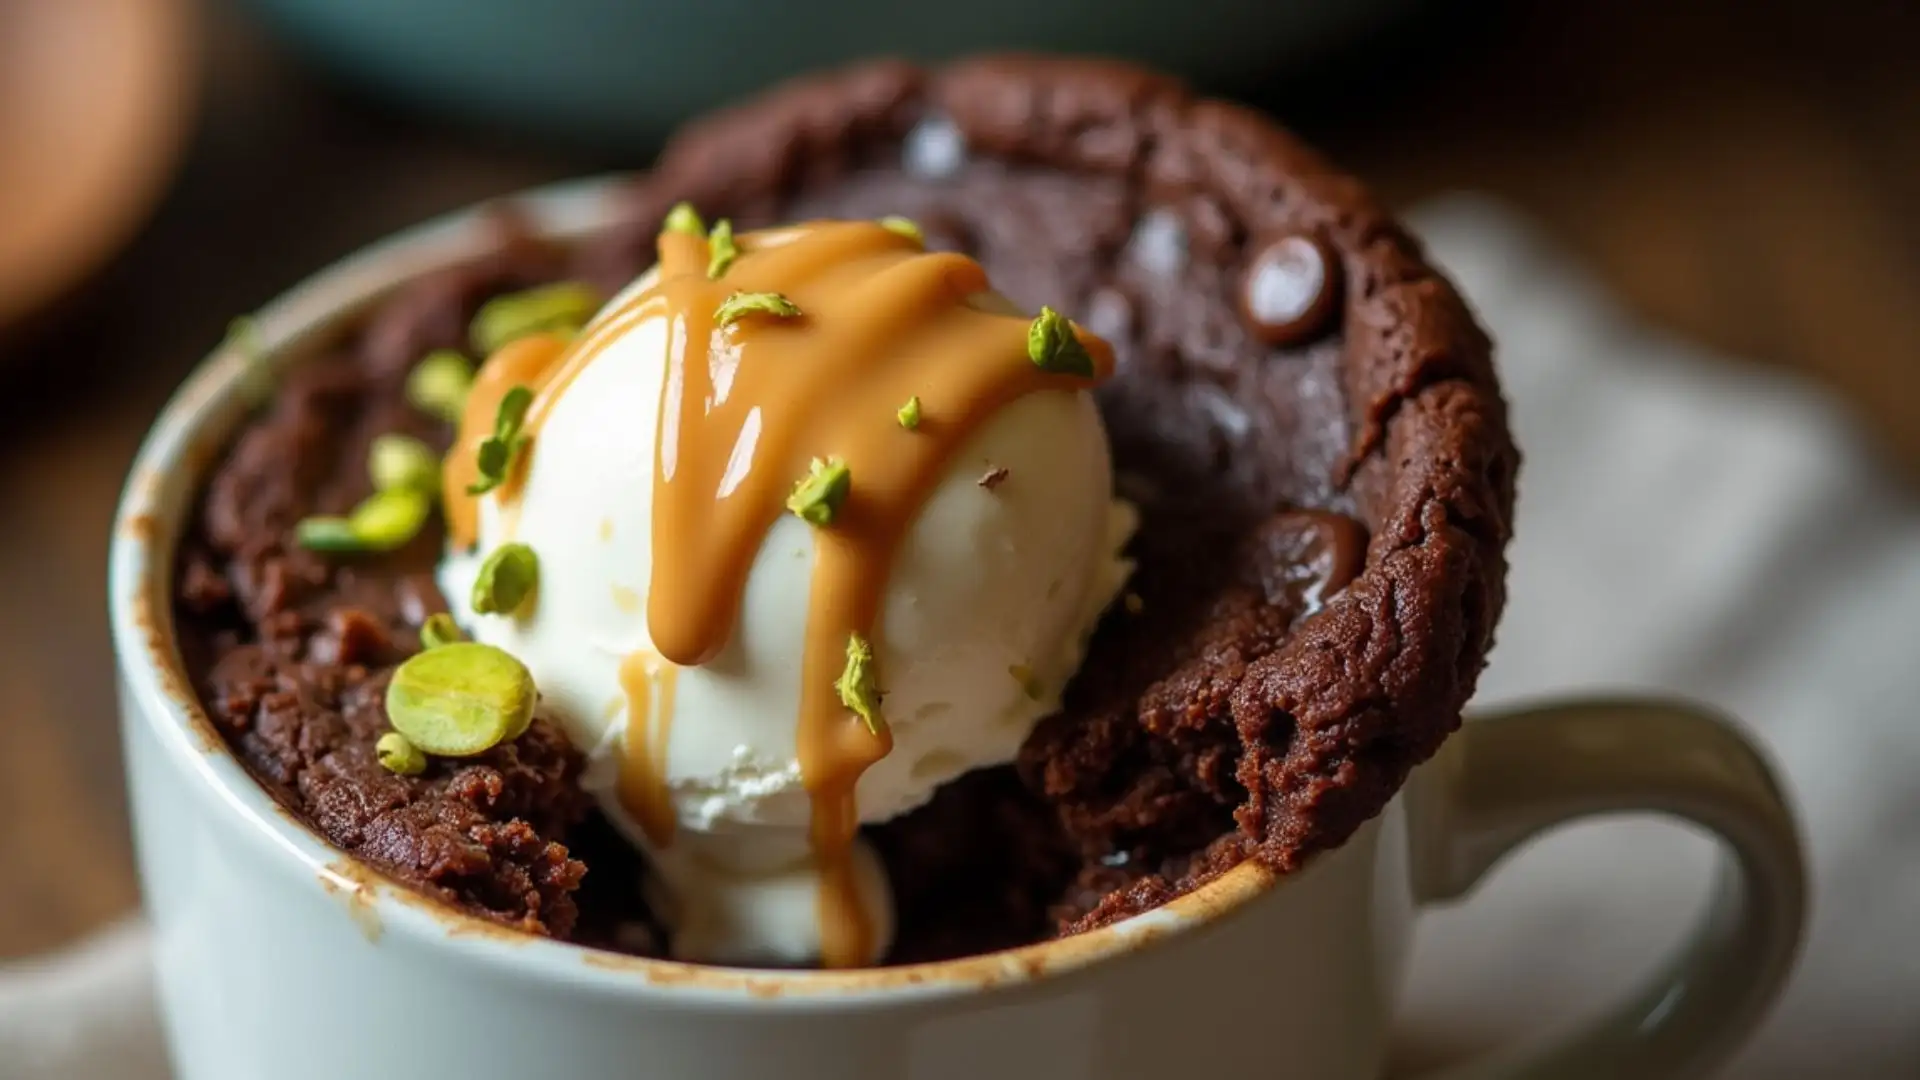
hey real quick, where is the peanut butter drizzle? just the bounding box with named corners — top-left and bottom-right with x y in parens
top-left (618, 650), bottom-right (679, 847)
top-left (444, 221), bottom-right (1112, 968)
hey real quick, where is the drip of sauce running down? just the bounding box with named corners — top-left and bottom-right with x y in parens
top-left (445, 221), bottom-right (1113, 967)
top-left (617, 650), bottom-right (679, 847)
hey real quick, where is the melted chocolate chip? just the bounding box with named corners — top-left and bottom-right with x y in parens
top-left (1127, 208), bottom-right (1188, 277)
top-left (1239, 234), bottom-right (1340, 346)
top-left (903, 114), bottom-right (967, 180)
top-left (1245, 510), bottom-right (1367, 618)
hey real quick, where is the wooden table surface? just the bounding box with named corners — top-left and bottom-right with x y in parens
top-left (1, 0), bottom-right (1913, 1034)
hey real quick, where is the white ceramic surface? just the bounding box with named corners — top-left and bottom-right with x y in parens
top-left (109, 182), bottom-right (1808, 1080)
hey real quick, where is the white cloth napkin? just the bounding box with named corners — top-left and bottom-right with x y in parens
top-left (1398, 197), bottom-right (1920, 1078)
top-left (0, 920), bottom-right (164, 1080)
top-left (4, 197), bottom-right (1915, 1079)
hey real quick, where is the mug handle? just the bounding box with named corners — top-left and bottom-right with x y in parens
top-left (1405, 698), bottom-right (1807, 1079)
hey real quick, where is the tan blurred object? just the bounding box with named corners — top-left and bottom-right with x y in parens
top-left (0, 0), bottom-right (198, 329)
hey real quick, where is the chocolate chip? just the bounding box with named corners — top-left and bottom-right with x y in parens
top-left (1244, 511), bottom-right (1367, 618)
top-left (1126, 209), bottom-right (1187, 277)
top-left (903, 114), bottom-right (966, 180)
top-left (1083, 288), bottom-right (1134, 346)
top-left (1239, 234), bottom-right (1340, 346)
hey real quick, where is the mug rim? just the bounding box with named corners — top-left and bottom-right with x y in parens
top-left (108, 176), bottom-right (1295, 1009)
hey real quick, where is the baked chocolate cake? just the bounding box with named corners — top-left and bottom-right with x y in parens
top-left (172, 55), bottom-right (1514, 965)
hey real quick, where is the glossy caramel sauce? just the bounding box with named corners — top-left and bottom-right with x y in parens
top-left (617, 649), bottom-right (679, 848)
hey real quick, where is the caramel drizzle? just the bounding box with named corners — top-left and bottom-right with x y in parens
top-left (444, 332), bottom-right (571, 549)
top-left (445, 221), bottom-right (1112, 967)
top-left (618, 650), bottom-right (679, 847)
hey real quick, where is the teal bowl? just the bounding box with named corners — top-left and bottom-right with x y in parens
top-left (240, 0), bottom-right (1420, 147)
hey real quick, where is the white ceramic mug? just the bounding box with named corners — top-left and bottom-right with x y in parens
top-left (110, 181), bottom-right (1807, 1080)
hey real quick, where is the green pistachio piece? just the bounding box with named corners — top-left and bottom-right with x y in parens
top-left (468, 437), bottom-right (512, 494)
top-left (713, 291), bottom-right (801, 327)
top-left (295, 488), bottom-right (431, 554)
top-left (706, 219), bottom-right (739, 279)
top-left (1027, 306), bottom-right (1096, 377)
top-left (466, 386), bottom-right (533, 496)
top-left (470, 282), bottom-right (602, 356)
top-left (879, 216), bottom-right (924, 245)
top-left (385, 642), bottom-right (537, 756)
top-left (375, 731), bottom-right (427, 776)
top-left (419, 612), bottom-right (464, 650)
top-left (896, 396), bottom-right (922, 430)
top-left (347, 489), bottom-right (432, 551)
top-left (786, 457), bottom-right (851, 526)
top-left (294, 516), bottom-right (361, 552)
top-left (471, 542), bottom-right (539, 617)
top-left (369, 433), bottom-right (441, 496)
top-left (835, 633), bottom-right (886, 737)
top-left (405, 350), bottom-right (475, 424)
top-left (662, 201), bottom-right (705, 237)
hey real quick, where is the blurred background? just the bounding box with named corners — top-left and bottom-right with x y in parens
top-left (1, 0), bottom-right (1916, 1071)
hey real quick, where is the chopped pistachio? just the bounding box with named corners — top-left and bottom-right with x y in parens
top-left (1009, 663), bottom-right (1044, 701)
top-left (406, 349), bottom-right (475, 424)
top-left (712, 290), bottom-right (801, 328)
top-left (294, 515), bottom-right (361, 552)
top-left (896, 396), bottom-right (922, 430)
top-left (472, 542), bottom-right (539, 617)
top-left (977, 466), bottom-right (1009, 490)
top-left (706, 219), bottom-right (739, 279)
top-left (295, 488), bottom-right (431, 554)
top-left (1027, 306), bottom-right (1096, 377)
top-left (419, 612), bottom-right (464, 650)
top-left (662, 201), bottom-right (705, 237)
top-left (470, 439), bottom-right (512, 494)
top-left (470, 282), bottom-right (601, 356)
top-left (835, 633), bottom-right (886, 737)
top-left (466, 386), bottom-right (534, 496)
top-left (385, 642), bottom-right (537, 756)
top-left (376, 731), bottom-right (427, 776)
top-left (348, 489), bottom-right (433, 550)
top-left (879, 216), bottom-right (924, 245)
top-left (369, 433), bottom-right (441, 496)
top-left (1123, 591), bottom-right (1145, 615)
top-left (786, 457), bottom-right (851, 526)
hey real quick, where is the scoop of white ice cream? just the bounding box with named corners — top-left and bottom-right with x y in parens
top-left (439, 273), bottom-right (1133, 966)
